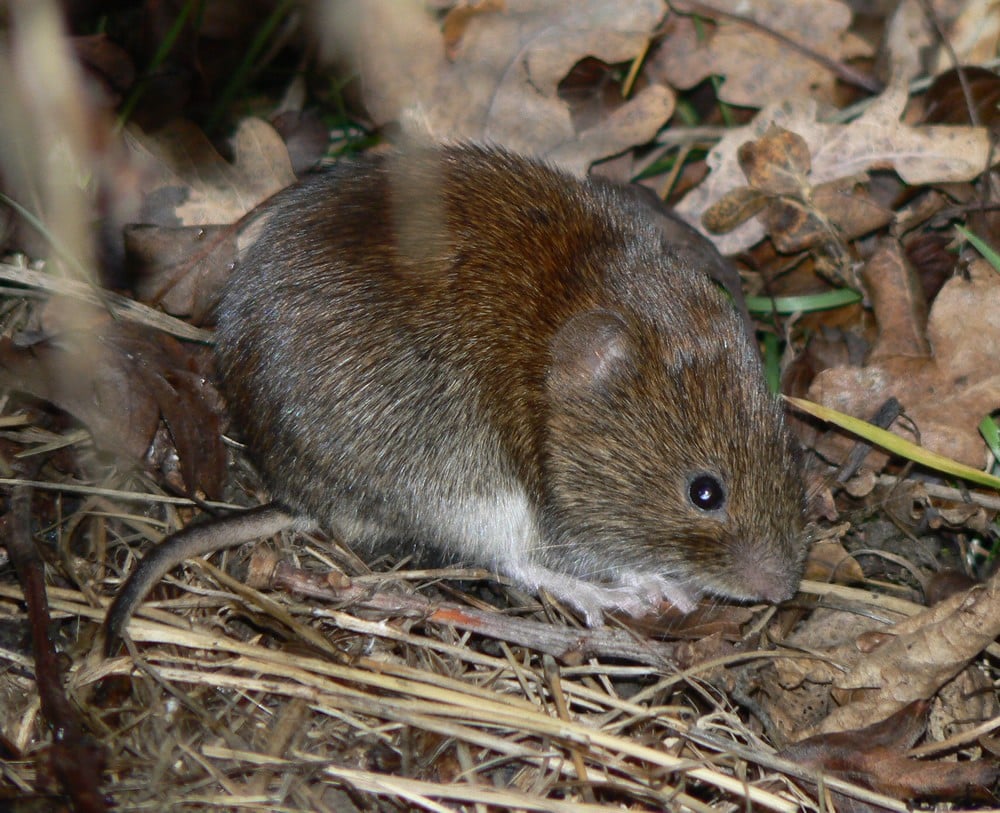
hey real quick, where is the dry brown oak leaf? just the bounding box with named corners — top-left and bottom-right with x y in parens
top-left (128, 117), bottom-right (294, 227)
top-left (0, 305), bottom-right (226, 499)
top-left (652, 0), bottom-right (871, 108)
top-left (124, 117), bottom-right (294, 317)
top-left (774, 568), bottom-right (1000, 738)
top-left (320, 0), bottom-right (674, 175)
top-left (808, 251), bottom-right (1000, 469)
top-left (675, 75), bottom-right (989, 255)
top-left (780, 701), bottom-right (999, 806)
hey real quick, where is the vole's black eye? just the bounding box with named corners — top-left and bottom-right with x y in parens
top-left (688, 474), bottom-right (725, 512)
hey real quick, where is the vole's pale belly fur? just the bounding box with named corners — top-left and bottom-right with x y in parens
top-left (104, 144), bottom-right (806, 647)
top-left (388, 489), bottom-right (699, 623)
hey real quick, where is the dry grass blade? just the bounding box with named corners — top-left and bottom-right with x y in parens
top-left (0, 580), bottom-right (915, 811)
top-left (0, 260), bottom-right (214, 343)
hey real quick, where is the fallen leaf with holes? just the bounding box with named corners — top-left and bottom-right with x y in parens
top-left (767, 582), bottom-right (1000, 751)
top-left (322, 0), bottom-right (673, 174)
top-left (0, 306), bottom-right (226, 498)
top-left (780, 701), bottom-right (1000, 806)
top-left (676, 75), bottom-right (990, 254)
top-left (652, 0), bottom-right (870, 108)
top-left (127, 117), bottom-right (295, 227)
top-left (760, 613), bottom-right (849, 735)
top-left (762, 678), bottom-right (833, 740)
top-left (808, 252), bottom-right (1000, 469)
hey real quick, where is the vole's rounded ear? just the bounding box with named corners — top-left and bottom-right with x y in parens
top-left (547, 309), bottom-right (633, 394)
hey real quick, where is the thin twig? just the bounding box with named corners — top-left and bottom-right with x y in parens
top-left (4, 484), bottom-right (108, 812)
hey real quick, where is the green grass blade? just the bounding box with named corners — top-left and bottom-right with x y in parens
top-left (747, 289), bottom-right (862, 314)
top-left (786, 396), bottom-right (1000, 491)
top-left (956, 225), bottom-right (1000, 272)
top-left (980, 414), bottom-right (1000, 466)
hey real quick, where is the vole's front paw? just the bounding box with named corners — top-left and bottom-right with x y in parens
top-left (506, 561), bottom-right (699, 627)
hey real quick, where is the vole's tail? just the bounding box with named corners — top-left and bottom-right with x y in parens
top-left (103, 504), bottom-right (297, 655)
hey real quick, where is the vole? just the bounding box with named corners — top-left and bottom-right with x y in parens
top-left (105, 144), bottom-right (806, 649)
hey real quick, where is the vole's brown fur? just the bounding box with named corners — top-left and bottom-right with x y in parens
top-left (105, 144), bottom-right (806, 647)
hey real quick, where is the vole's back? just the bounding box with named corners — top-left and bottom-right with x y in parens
top-left (218, 147), bottom-right (648, 544)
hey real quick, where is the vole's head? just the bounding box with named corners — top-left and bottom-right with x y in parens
top-left (540, 276), bottom-right (806, 610)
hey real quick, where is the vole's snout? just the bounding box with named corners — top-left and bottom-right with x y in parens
top-left (754, 576), bottom-right (798, 604)
top-left (735, 550), bottom-right (803, 604)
